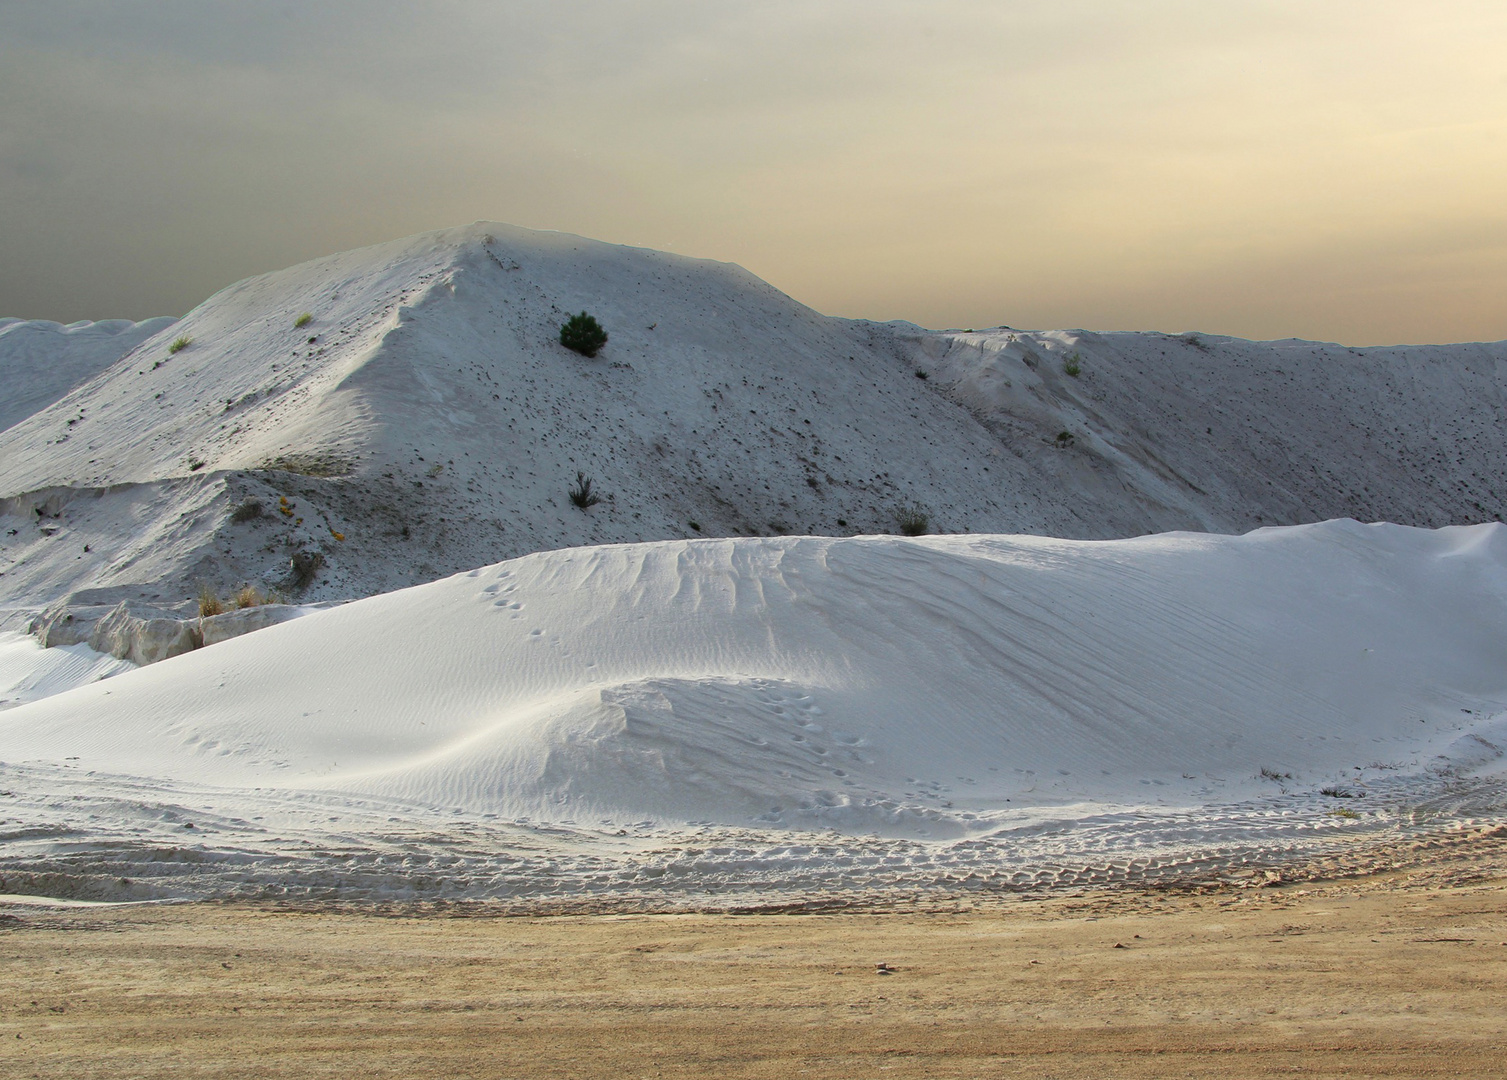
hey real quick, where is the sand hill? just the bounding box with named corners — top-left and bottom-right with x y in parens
top-left (3, 222), bottom-right (1504, 617)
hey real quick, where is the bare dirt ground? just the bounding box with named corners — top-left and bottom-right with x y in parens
top-left (4, 827), bottom-right (1506, 1079)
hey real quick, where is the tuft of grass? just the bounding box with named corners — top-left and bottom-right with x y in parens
top-left (1330, 808), bottom-right (1360, 819)
top-left (895, 504), bottom-right (929, 536)
top-left (1063, 352), bottom-right (1082, 377)
top-left (294, 312), bottom-right (313, 329)
top-left (235, 584), bottom-right (263, 609)
top-left (169, 335), bottom-right (192, 354)
top-left (914, 370), bottom-right (929, 380)
top-left (1259, 767), bottom-right (1293, 782)
top-left (230, 498), bottom-right (264, 523)
top-left (198, 585), bottom-right (225, 618)
top-left (568, 472), bottom-right (602, 509)
top-left (1320, 785), bottom-right (1361, 799)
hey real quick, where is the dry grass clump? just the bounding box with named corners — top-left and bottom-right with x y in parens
top-left (262, 452), bottom-right (352, 477)
top-left (235, 585), bottom-right (263, 609)
top-left (198, 585), bottom-right (225, 618)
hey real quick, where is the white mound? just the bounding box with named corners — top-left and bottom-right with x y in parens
top-left (0, 316), bottom-right (177, 434)
top-left (917, 327), bottom-right (1507, 535)
top-left (5, 520), bottom-right (1505, 841)
top-left (6, 221), bottom-right (1505, 619)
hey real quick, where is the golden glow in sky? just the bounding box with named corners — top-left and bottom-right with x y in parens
top-left (2, 1), bottom-right (1504, 344)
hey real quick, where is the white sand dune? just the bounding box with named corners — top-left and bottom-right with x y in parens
top-left (5, 521), bottom-right (1505, 845)
top-left (0, 631), bottom-right (133, 711)
top-left (4, 225), bottom-right (1507, 901)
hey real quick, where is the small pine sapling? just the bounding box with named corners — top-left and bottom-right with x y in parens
top-left (559, 312), bottom-right (608, 357)
top-left (569, 472), bottom-right (602, 509)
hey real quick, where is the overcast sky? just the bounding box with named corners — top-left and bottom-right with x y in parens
top-left (3, 1), bottom-right (1504, 343)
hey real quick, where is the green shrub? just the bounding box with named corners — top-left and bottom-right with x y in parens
top-left (1063, 352), bottom-right (1081, 377)
top-left (895, 504), bottom-right (929, 536)
top-left (294, 312), bottom-right (313, 329)
top-left (560, 312), bottom-right (608, 357)
top-left (169, 335), bottom-right (192, 354)
top-left (230, 498), bottom-right (264, 523)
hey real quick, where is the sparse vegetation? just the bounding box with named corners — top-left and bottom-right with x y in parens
top-left (1320, 785), bottom-right (1362, 799)
top-left (235, 584), bottom-right (263, 609)
top-left (261, 453), bottom-right (351, 477)
top-left (1054, 431), bottom-right (1075, 448)
top-left (1330, 808), bottom-right (1360, 819)
top-left (1063, 352), bottom-right (1082, 377)
top-left (1259, 767), bottom-right (1294, 782)
top-left (294, 312), bottom-right (313, 329)
top-left (688, 521), bottom-right (701, 532)
top-left (568, 472), bottom-right (602, 509)
top-left (915, 370), bottom-right (929, 380)
top-left (231, 498), bottom-right (264, 523)
top-left (559, 312), bottom-right (608, 357)
top-left (169, 335), bottom-right (192, 354)
top-left (198, 585), bottom-right (225, 618)
top-left (289, 549), bottom-right (324, 590)
top-left (895, 504), bottom-right (929, 536)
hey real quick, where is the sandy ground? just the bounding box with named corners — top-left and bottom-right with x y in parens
top-left (4, 829), bottom-right (1506, 1079)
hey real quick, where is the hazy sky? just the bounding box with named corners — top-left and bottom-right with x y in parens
top-left (3, 1), bottom-right (1504, 344)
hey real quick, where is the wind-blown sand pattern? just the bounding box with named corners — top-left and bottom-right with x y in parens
top-left (3, 520), bottom-right (1504, 902)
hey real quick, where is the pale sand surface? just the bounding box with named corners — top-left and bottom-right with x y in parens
top-left (3, 828), bottom-right (1505, 1079)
